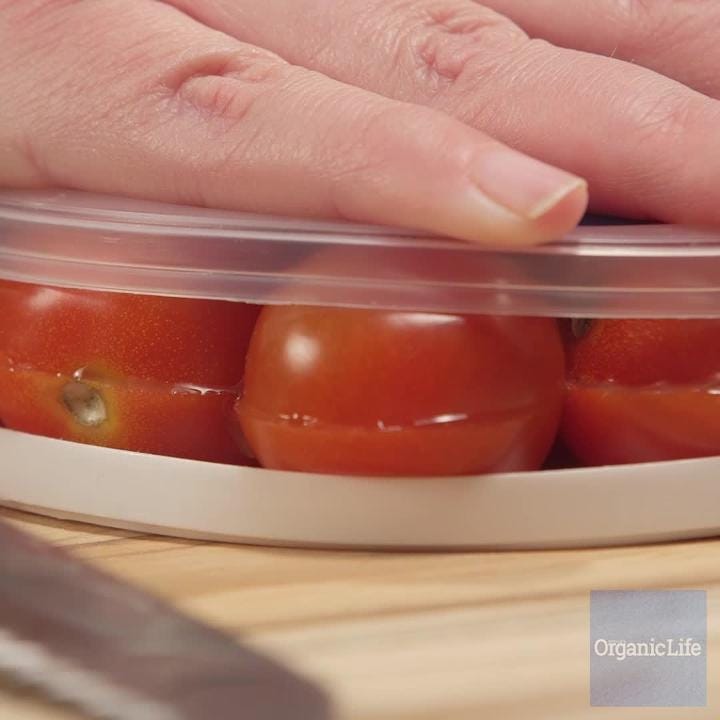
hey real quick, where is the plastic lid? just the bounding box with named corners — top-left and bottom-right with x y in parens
top-left (1, 189), bottom-right (720, 318)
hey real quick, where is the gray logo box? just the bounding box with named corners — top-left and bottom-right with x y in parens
top-left (590, 590), bottom-right (706, 707)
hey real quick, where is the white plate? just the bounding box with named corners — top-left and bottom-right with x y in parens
top-left (0, 428), bottom-right (718, 550)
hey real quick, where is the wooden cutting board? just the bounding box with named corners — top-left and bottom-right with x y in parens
top-left (1, 506), bottom-right (718, 720)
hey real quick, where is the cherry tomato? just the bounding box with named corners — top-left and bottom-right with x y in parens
top-left (562, 319), bottom-right (720, 465)
top-left (0, 280), bottom-right (259, 385)
top-left (0, 280), bottom-right (259, 463)
top-left (235, 306), bottom-right (565, 476)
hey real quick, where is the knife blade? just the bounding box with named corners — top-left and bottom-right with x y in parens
top-left (0, 518), bottom-right (330, 720)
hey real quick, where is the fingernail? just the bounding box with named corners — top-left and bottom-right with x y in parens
top-left (471, 148), bottom-right (587, 220)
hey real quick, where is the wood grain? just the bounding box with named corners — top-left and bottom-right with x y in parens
top-left (1, 506), bottom-right (718, 720)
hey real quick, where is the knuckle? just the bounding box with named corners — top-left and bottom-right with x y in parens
top-left (619, 88), bottom-right (720, 185)
top-left (327, 102), bottom-right (420, 197)
top-left (328, 101), bottom-right (405, 181)
top-left (342, 101), bottom-right (476, 181)
top-left (351, 0), bottom-right (525, 95)
top-left (615, 89), bottom-right (720, 207)
top-left (168, 47), bottom-right (291, 123)
top-left (324, 102), bottom-right (432, 217)
top-left (160, 51), bottom-right (299, 202)
top-left (627, 90), bottom-right (703, 142)
top-left (408, 1), bottom-right (526, 88)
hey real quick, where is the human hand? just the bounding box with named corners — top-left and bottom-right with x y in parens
top-left (181, 0), bottom-right (720, 224)
top-left (0, 2), bottom-right (716, 245)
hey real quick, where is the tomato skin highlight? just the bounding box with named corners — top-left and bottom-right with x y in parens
top-left (563, 385), bottom-right (720, 466)
top-left (565, 319), bottom-right (720, 386)
top-left (236, 306), bottom-right (565, 476)
top-left (0, 280), bottom-right (259, 386)
top-left (0, 359), bottom-right (246, 463)
top-left (0, 281), bottom-right (260, 463)
top-left (562, 319), bottom-right (720, 466)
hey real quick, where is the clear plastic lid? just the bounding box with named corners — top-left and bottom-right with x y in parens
top-left (1, 189), bottom-right (720, 317)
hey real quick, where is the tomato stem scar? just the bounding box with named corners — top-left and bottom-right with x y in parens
top-left (572, 319), bottom-right (593, 339)
top-left (61, 381), bottom-right (107, 427)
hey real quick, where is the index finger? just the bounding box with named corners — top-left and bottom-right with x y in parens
top-left (179, 0), bottom-right (720, 225)
top-left (0, 0), bottom-right (587, 245)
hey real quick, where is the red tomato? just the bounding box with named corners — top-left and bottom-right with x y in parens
top-left (235, 306), bottom-right (565, 476)
top-left (0, 280), bottom-right (259, 385)
top-left (0, 281), bottom-right (259, 463)
top-left (562, 319), bottom-right (720, 465)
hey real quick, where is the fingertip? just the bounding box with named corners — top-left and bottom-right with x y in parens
top-left (528, 178), bottom-right (589, 242)
top-left (335, 111), bottom-right (589, 246)
top-left (417, 171), bottom-right (588, 246)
